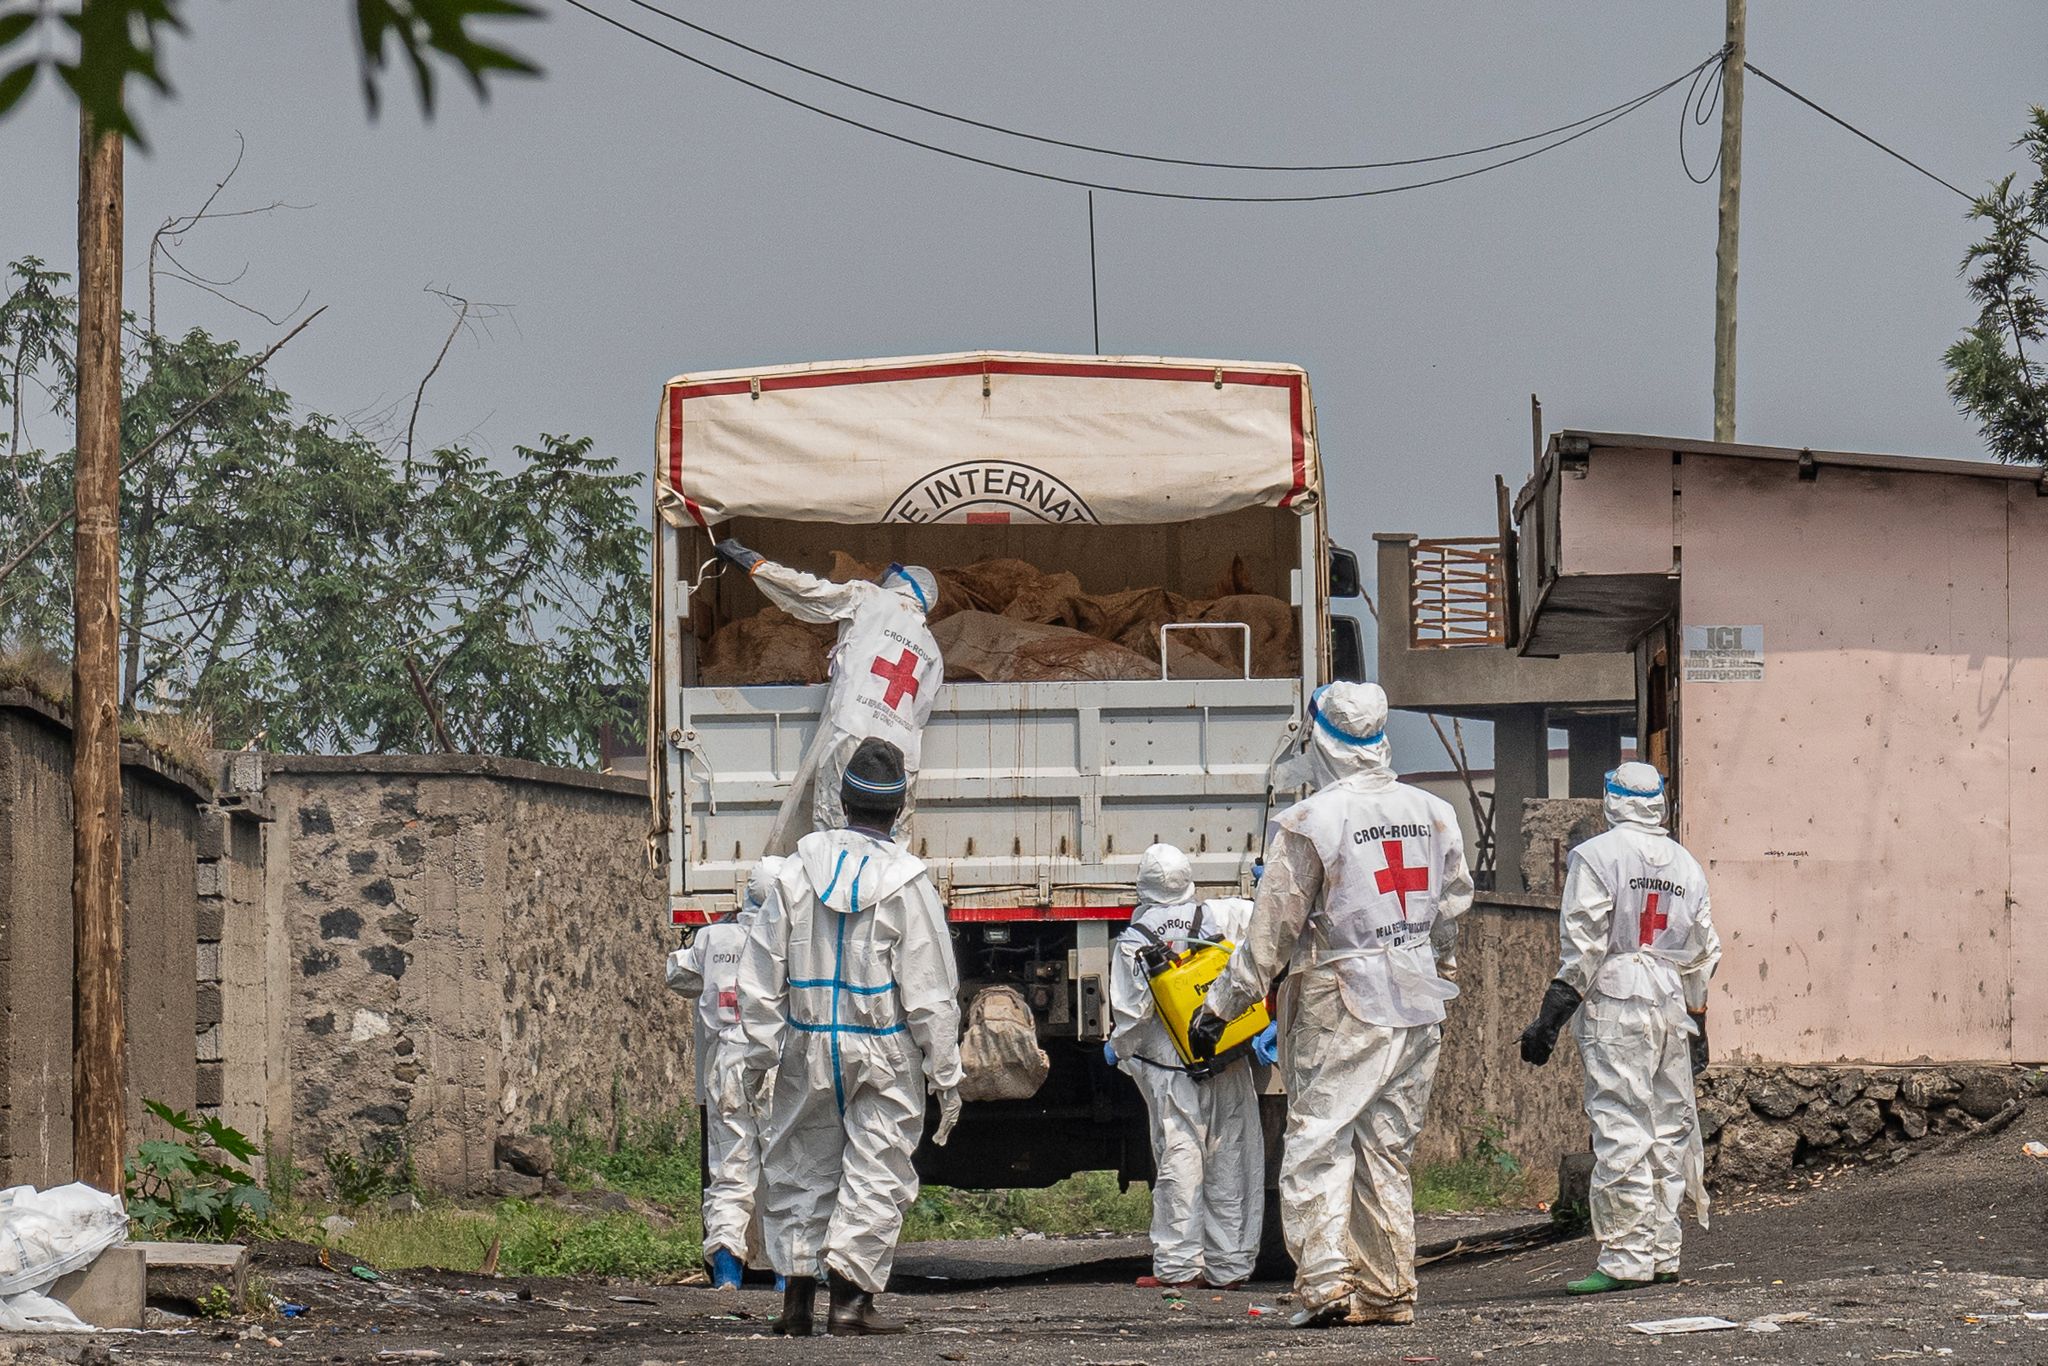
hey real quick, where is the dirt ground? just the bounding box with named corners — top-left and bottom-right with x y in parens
top-left (16, 1100), bottom-right (2048, 1366)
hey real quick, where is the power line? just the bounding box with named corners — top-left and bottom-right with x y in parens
top-left (559, 0), bottom-right (1723, 204)
top-left (616, 0), bottom-right (1718, 176)
top-left (1742, 61), bottom-right (1974, 202)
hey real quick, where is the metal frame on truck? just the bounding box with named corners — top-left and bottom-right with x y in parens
top-left (647, 352), bottom-right (1362, 1205)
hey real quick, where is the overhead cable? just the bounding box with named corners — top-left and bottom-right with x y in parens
top-left (560, 0), bottom-right (1724, 204)
top-left (616, 0), bottom-right (1720, 176)
top-left (1742, 61), bottom-right (1973, 202)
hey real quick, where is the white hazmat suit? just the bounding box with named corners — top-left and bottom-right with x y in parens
top-left (1206, 682), bottom-right (1473, 1324)
top-left (1108, 844), bottom-right (1264, 1288)
top-left (738, 827), bottom-right (963, 1293)
top-left (665, 857), bottom-right (785, 1267)
top-left (1553, 763), bottom-right (1721, 1285)
top-left (743, 560), bottom-right (943, 853)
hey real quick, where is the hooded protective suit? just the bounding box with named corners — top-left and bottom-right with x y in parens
top-left (666, 857), bottom-right (786, 1267)
top-left (738, 827), bottom-right (963, 1294)
top-left (1552, 763), bottom-right (1721, 1284)
top-left (1206, 683), bottom-right (1473, 1323)
top-left (1108, 845), bottom-right (1264, 1288)
top-left (743, 560), bottom-right (944, 853)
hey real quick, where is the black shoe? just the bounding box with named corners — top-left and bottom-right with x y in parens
top-left (771, 1275), bottom-right (815, 1336)
top-left (827, 1268), bottom-right (905, 1336)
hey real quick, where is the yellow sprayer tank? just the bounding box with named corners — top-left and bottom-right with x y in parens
top-left (1146, 941), bottom-right (1271, 1074)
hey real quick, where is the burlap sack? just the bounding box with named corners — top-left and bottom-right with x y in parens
top-left (935, 611), bottom-right (1161, 682)
top-left (957, 985), bottom-right (1051, 1102)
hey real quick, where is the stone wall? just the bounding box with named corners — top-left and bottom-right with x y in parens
top-left (1418, 893), bottom-right (1587, 1174)
top-left (0, 691), bottom-right (212, 1187)
top-left (263, 755), bottom-right (689, 1194)
top-left (1702, 1063), bottom-right (2044, 1183)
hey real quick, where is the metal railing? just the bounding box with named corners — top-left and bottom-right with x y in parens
top-left (1410, 537), bottom-right (1508, 648)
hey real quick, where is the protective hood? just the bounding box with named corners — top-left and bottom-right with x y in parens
top-left (742, 855), bottom-right (788, 914)
top-left (882, 564), bottom-right (938, 615)
top-left (790, 828), bottom-right (926, 915)
top-left (1305, 681), bottom-right (1393, 789)
top-left (1135, 843), bottom-right (1195, 908)
top-left (1603, 761), bottom-right (1669, 831)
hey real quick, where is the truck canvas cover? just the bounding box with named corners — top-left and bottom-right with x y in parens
top-left (655, 351), bottom-right (1317, 528)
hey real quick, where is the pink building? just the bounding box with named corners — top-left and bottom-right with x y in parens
top-left (1512, 432), bottom-right (2045, 1065)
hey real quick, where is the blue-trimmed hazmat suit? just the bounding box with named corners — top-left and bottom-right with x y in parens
top-left (737, 826), bottom-right (963, 1293)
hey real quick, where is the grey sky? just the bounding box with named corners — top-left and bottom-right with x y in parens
top-left (4, 2), bottom-right (2043, 765)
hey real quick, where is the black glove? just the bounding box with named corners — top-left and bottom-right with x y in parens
top-left (1187, 1005), bottom-right (1228, 1061)
top-left (1688, 1010), bottom-right (1709, 1076)
top-left (1517, 979), bottom-right (1583, 1067)
top-left (715, 537), bottom-right (764, 573)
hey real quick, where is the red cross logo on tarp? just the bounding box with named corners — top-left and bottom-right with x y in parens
top-left (1638, 891), bottom-right (1667, 947)
top-left (869, 649), bottom-right (923, 710)
top-left (1374, 841), bottom-right (1430, 921)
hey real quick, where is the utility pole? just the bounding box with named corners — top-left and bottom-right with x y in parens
top-left (1712, 0), bottom-right (1746, 443)
top-left (73, 100), bottom-right (128, 1195)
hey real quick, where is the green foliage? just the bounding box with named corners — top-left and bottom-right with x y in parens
top-left (124, 1099), bottom-right (272, 1241)
top-left (194, 1284), bottom-right (235, 1319)
top-left (0, 1), bottom-right (538, 144)
top-left (1412, 1114), bottom-right (1531, 1214)
top-left (902, 1170), bottom-right (1153, 1242)
top-left (0, 261), bottom-right (649, 766)
top-left (1945, 107), bottom-right (2048, 466)
top-left (328, 1201), bottom-right (703, 1279)
top-left (323, 1135), bottom-right (416, 1211)
top-left (544, 1108), bottom-right (702, 1212)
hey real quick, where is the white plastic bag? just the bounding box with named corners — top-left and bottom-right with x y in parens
top-left (0, 1183), bottom-right (129, 1302)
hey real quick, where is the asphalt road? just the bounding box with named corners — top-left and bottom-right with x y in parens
top-left (16, 1102), bottom-right (2047, 1366)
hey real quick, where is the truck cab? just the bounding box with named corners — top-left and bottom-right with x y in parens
top-left (649, 352), bottom-right (1364, 1197)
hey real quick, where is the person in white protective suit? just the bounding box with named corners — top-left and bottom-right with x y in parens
top-left (665, 855), bottom-right (786, 1290)
top-left (1106, 843), bottom-right (1265, 1291)
top-left (737, 737), bottom-right (964, 1337)
top-left (1518, 760), bottom-right (1721, 1296)
top-left (713, 537), bottom-right (943, 853)
top-left (1188, 681), bottom-right (1472, 1329)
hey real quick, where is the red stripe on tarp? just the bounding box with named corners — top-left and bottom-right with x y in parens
top-left (1280, 377), bottom-right (1307, 508)
top-left (665, 387), bottom-right (708, 528)
top-left (945, 905), bottom-right (1135, 923)
top-left (670, 908), bottom-right (710, 926)
top-left (964, 511), bottom-right (1012, 524)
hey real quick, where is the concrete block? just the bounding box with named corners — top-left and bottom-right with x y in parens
top-left (196, 1062), bottom-right (223, 1107)
top-left (194, 860), bottom-right (225, 899)
top-left (227, 751), bottom-right (265, 795)
top-left (49, 1246), bottom-right (146, 1330)
top-left (195, 983), bottom-right (223, 1027)
top-left (131, 1240), bottom-right (250, 1312)
top-left (195, 901), bottom-right (225, 942)
top-left (195, 807), bottom-right (230, 860)
top-left (195, 941), bottom-right (221, 983)
top-left (195, 1023), bottom-right (222, 1064)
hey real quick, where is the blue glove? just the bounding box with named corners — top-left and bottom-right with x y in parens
top-left (1251, 859), bottom-right (1265, 885)
top-left (715, 537), bottom-right (764, 573)
top-left (1102, 1040), bottom-right (1119, 1066)
top-left (1252, 1023), bottom-right (1280, 1065)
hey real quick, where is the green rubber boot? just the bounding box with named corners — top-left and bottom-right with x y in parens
top-left (1566, 1270), bottom-right (1653, 1296)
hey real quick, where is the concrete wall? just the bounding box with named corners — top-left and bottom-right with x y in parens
top-left (1677, 456), bottom-right (2047, 1064)
top-left (1372, 533), bottom-right (1635, 715)
top-left (0, 692), bottom-right (209, 1187)
top-left (264, 755), bottom-right (690, 1193)
top-left (1418, 894), bottom-right (1586, 1175)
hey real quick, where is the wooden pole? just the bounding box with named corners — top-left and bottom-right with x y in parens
top-left (73, 104), bottom-right (128, 1195)
top-left (1712, 0), bottom-right (1746, 443)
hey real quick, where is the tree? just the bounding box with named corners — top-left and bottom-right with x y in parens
top-left (1945, 106), bottom-right (2048, 466)
top-left (0, 1), bottom-right (538, 142)
top-left (0, 261), bottom-right (649, 768)
top-left (0, 0), bottom-right (536, 1198)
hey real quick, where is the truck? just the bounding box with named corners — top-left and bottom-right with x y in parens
top-left (648, 352), bottom-right (1366, 1248)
